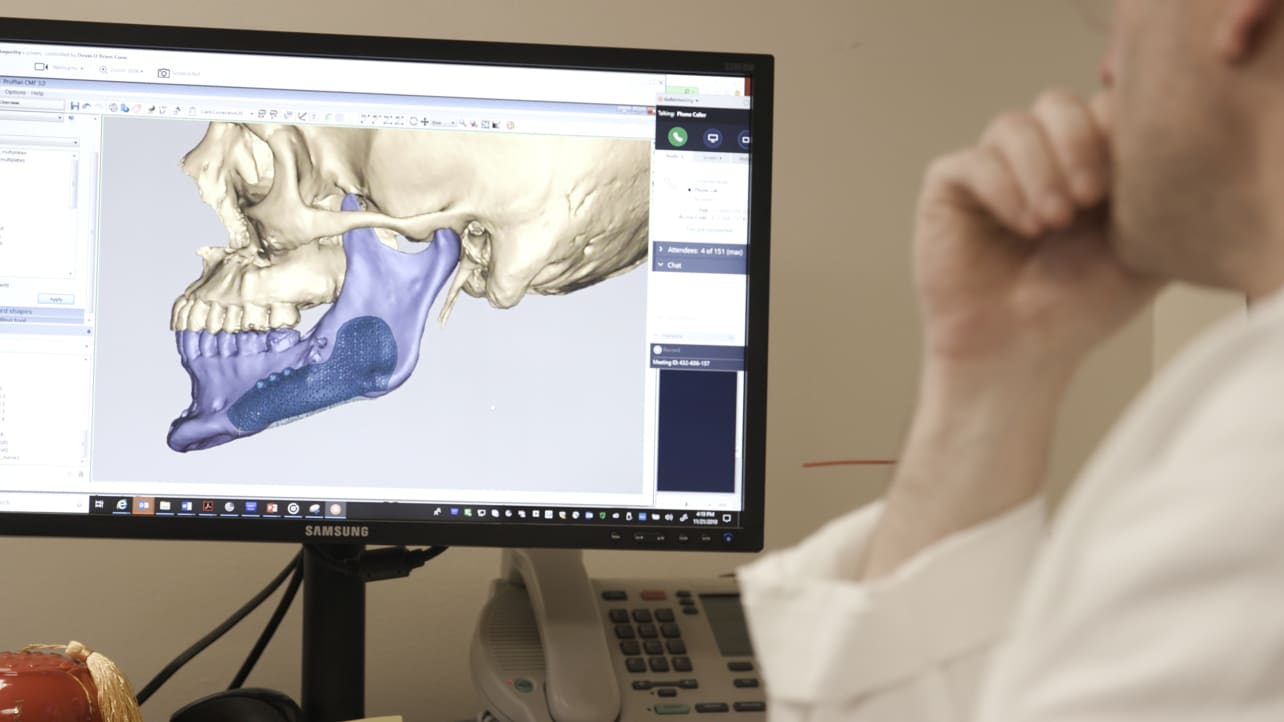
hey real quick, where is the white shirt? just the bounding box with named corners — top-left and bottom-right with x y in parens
top-left (739, 288), bottom-right (1284, 721)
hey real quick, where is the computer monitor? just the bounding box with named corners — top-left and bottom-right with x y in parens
top-left (0, 19), bottom-right (772, 553)
top-left (0, 19), bottom-right (773, 720)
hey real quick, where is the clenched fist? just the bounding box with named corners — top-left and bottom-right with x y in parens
top-left (914, 90), bottom-right (1163, 375)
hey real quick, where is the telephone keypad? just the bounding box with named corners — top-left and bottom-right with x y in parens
top-left (615, 606), bottom-right (694, 680)
top-left (603, 586), bottom-right (765, 716)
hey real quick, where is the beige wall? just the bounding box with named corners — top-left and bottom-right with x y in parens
top-left (1154, 286), bottom-right (1246, 370)
top-left (0, 2), bottom-right (1182, 720)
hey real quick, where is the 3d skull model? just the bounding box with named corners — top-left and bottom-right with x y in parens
top-left (167, 122), bottom-right (651, 452)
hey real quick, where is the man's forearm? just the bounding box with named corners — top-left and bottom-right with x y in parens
top-left (861, 360), bottom-right (1070, 579)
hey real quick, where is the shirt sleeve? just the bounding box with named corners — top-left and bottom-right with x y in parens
top-left (737, 498), bottom-right (1046, 722)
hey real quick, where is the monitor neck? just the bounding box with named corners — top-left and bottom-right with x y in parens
top-left (301, 544), bottom-right (366, 722)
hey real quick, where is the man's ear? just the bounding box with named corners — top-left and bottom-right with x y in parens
top-left (1215, 0), bottom-right (1283, 63)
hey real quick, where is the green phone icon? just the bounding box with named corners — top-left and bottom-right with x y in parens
top-left (668, 127), bottom-right (688, 147)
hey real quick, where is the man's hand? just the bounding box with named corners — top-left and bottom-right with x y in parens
top-left (861, 91), bottom-right (1162, 578)
top-left (916, 91), bottom-right (1160, 374)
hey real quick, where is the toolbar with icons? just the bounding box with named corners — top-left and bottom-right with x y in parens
top-left (87, 495), bottom-right (739, 528)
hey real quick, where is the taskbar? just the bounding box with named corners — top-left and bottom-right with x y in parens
top-left (86, 495), bottom-right (741, 529)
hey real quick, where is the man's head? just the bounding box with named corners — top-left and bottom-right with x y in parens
top-left (1103, 0), bottom-right (1284, 298)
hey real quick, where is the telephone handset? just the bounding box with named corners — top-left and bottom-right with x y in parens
top-left (471, 549), bottom-right (767, 721)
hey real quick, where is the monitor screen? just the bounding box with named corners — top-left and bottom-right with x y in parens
top-left (0, 18), bottom-right (772, 551)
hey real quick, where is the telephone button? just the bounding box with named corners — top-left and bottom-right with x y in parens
top-left (649, 656), bottom-right (671, 673)
top-left (654, 703), bottom-right (690, 715)
top-left (682, 607), bottom-right (699, 615)
top-left (733, 678), bottom-right (760, 688)
top-left (672, 656), bottom-right (693, 672)
top-left (727, 661), bottom-right (755, 672)
top-left (620, 640), bottom-right (641, 655)
top-left (632, 609), bottom-right (654, 623)
top-left (666, 639), bottom-right (687, 655)
top-left (633, 680), bottom-right (653, 691)
top-left (661, 623), bottom-right (682, 638)
top-left (616, 624), bottom-right (637, 639)
top-left (657, 688), bottom-right (678, 698)
top-left (609, 609), bottom-right (630, 623)
top-left (644, 640), bottom-right (664, 655)
top-left (641, 590), bottom-right (668, 601)
top-left (655, 608), bottom-right (676, 622)
top-left (695, 702), bottom-right (729, 713)
top-left (733, 702), bottom-right (767, 712)
top-left (602, 590), bottom-right (628, 601)
top-left (676, 590), bottom-right (693, 598)
top-left (626, 657), bottom-right (647, 673)
top-left (638, 623), bottom-right (659, 639)
top-left (677, 679), bottom-right (700, 689)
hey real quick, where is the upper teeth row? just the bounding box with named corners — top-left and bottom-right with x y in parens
top-left (171, 298), bottom-right (301, 333)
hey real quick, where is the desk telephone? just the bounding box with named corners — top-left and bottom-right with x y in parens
top-left (472, 550), bottom-right (767, 721)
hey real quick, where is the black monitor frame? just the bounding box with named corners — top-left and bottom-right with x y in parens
top-left (0, 17), bottom-right (773, 553)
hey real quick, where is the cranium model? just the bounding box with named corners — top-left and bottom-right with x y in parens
top-left (167, 122), bottom-right (651, 452)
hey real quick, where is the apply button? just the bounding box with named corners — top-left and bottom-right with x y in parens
top-left (38, 293), bottom-right (75, 305)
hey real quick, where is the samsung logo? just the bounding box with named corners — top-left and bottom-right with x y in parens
top-left (305, 525), bottom-right (370, 538)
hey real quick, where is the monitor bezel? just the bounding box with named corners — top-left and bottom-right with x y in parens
top-left (0, 16), bottom-right (773, 553)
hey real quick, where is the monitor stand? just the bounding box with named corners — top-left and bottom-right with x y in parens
top-left (301, 544), bottom-right (366, 722)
